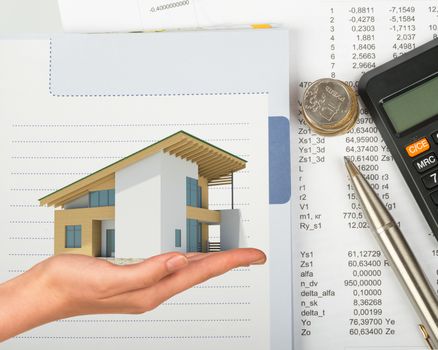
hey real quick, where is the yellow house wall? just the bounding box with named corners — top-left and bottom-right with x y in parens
top-left (54, 207), bottom-right (114, 256)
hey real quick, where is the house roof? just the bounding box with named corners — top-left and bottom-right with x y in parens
top-left (39, 131), bottom-right (247, 207)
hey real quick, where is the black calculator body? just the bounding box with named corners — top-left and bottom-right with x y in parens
top-left (358, 39), bottom-right (438, 241)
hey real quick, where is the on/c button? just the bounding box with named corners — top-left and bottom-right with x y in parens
top-left (405, 138), bottom-right (430, 158)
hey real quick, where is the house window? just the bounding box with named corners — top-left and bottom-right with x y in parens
top-left (186, 177), bottom-right (200, 208)
top-left (89, 189), bottom-right (115, 207)
top-left (186, 219), bottom-right (202, 253)
top-left (175, 229), bottom-right (182, 248)
top-left (65, 225), bottom-right (82, 248)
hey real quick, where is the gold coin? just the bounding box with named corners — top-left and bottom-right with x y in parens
top-left (302, 78), bottom-right (359, 136)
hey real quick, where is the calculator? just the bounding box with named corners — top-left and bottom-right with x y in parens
top-left (358, 38), bottom-right (438, 240)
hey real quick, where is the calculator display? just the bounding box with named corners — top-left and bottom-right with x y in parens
top-left (382, 76), bottom-right (438, 133)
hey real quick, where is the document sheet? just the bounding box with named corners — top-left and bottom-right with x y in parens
top-left (290, 1), bottom-right (438, 349)
top-left (0, 29), bottom-right (291, 349)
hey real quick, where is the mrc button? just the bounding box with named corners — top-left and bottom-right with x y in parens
top-left (413, 153), bottom-right (437, 173)
top-left (405, 137), bottom-right (430, 158)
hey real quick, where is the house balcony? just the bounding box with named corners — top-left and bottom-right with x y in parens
top-left (186, 206), bottom-right (221, 224)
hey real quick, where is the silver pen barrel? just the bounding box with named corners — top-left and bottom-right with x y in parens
top-left (345, 157), bottom-right (438, 349)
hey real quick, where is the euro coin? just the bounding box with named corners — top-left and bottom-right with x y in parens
top-left (302, 78), bottom-right (359, 136)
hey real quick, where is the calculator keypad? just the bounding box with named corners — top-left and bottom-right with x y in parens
top-left (407, 133), bottom-right (438, 206)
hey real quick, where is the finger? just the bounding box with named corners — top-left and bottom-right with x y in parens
top-left (184, 252), bottom-right (205, 258)
top-left (146, 248), bottom-right (266, 310)
top-left (96, 248), bottom-right (266, 313)
top-left (97, 252), bottom-right (189, 297)
top-left (186, 252), bottom-right (216, 262)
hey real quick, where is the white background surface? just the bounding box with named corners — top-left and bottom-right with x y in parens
top-left (0, 36), bottom-right (272, 349)
top-left (0, 0), bottom-right (62, 33)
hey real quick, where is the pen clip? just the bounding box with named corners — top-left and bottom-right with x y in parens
top-left (419, 324), bottom-right (434, 350)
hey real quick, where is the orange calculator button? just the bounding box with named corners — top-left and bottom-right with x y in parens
top-left (405, 138), bottom-right (430, 158)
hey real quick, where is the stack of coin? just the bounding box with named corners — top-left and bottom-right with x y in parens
top-left (302, 78), bottom-right (359, 136)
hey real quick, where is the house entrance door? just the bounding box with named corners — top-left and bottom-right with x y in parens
top-left (106, 229), bottom-right (115, 257)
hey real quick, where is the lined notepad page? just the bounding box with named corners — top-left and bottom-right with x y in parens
top-left (0, 39), bottom-right (270, 349)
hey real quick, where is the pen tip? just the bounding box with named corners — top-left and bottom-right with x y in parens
top-left (344, 156), bottom-right (360, 177)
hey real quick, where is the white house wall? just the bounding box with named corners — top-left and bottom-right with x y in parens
top-left (160, 152), bottom-right (198, 253)
top-left (63, 194), bottom-right (88, 209)
top-left (220, 209), bottom-right (244, 251)
top-left (115, 152), bottom-right (162, 258)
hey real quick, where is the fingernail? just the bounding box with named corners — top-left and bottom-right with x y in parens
top-left (251, 257), bottom-right (267, 265)
top-left (166, 255), bottom-right (188, 272)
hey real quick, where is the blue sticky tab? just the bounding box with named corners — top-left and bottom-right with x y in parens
top-left (269, 117), bottom-right (291, 204)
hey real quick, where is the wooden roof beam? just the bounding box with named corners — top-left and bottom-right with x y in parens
top-left (174, 143), bottom-right (199, 158)
top-left (163, 138), bottom-right (189, 153)
top-left (180, 146), bottom-right (207, 162)
top-left (168, 141), bottom-right (194, 156)
top-left (204, 163), bottom-right (244, 179)
top-left (203, 167), bottom-right (233, 179)
top-left (190, 149), bottom-right (218, 163)
top-left (199, 158), bottom-right (235, 174)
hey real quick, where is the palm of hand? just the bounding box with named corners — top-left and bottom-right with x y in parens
top-left (31, 249), bottom-right (266, 319)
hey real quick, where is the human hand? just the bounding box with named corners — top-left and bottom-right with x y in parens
top-left (0, 248), bottom-right (266, 341)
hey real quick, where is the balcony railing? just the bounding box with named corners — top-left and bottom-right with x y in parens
top-left (207, 241), bottom-right (221, 252)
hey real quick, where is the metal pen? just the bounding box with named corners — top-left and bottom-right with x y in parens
top-left (344, 157), bottom-right (438, 349)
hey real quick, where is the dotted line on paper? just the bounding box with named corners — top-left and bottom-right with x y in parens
top-left (8, 253), bottom-right (52, 257)
top-left (11, 154), bottom-right (249, 160)
top-left (8, 267), bottom-right (249, 273)
top-left (16, 335), bottom-right (250, 340)
top-left (10, 171), bottom-right (249, 176)
top-left (57, 318), bottom-right (251, 323)
top-left (48, 40), bottom-right (52, 95)
top-left (48, 39), bottom-right (268, 98)
top-left (12, 156), bottom-right (123, 160)
top-left (12, 140), bottom-right (158, 144)
top-left (9, 221), bottom-right (53, 224)
top-left (10, 188), bottom-right (57, 192)
top-left (11, 172), bottom-right (90, 176)
top-left (163, 301), bottom-right (250, 306)
top-left (12, 122), bottom-right (251, 128)
top-left (9, 233), bottom-right (49, 236)
top-left (9, 204), bottom-right (40, 208)
top-left (9, 237), bottom-right (53, 240)
top-left (11, 138), bottom-right (250, 144)
top-left (50, 92), bottom-right (268, 98)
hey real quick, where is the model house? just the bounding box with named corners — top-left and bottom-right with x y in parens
top-left (39, 131), bottom-right (246, 258)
